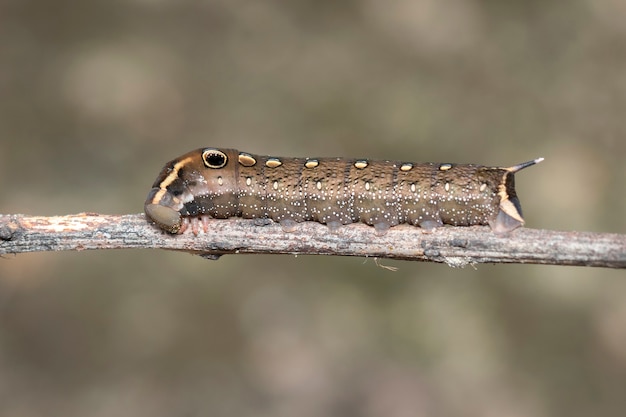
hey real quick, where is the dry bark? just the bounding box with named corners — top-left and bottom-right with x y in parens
top-left (1, 213), bottom-right (624, 268)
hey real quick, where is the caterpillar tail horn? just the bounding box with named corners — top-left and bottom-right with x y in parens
top-left (490, 157), bottom-right (544, 235)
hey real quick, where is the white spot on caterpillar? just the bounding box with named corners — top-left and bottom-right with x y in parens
top-left (246, 177), bottom-right (252, 186)
top-left (266, 158), bottom-right (282, 168)
top-left (480, 183), bottom-right (487, 192)
top-left (439, 163), bottom-right (452, 171)
top-left (218, 176), bottom-right (223, 186)
top-left (305, 159), bottom-right (319, 168)
top-left (444, 182), bottom-right (450, 192)
top-left (273, 180), bottom-right (279, 190)
top-left (400, 163), bottom-right (413, 172)
top-left (316, 181), bottom-right (322, 190)
top-left (365, 181), bottom-right (371, 191)
top-left (410, 183), bottom-right (416, 193)
top-left (238, 153), bottom-right (257, 167)
top-left (355, 160), bottom-right (368, 169)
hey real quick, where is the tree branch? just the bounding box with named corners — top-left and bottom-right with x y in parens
top-left (1, 213), bottom-right (624, 268)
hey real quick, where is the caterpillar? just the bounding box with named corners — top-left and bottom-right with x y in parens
top-left (144, 148), bottom-right (543, 236)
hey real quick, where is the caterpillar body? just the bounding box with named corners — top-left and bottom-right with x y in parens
top-left (145, 148), bottom-right (543, 236)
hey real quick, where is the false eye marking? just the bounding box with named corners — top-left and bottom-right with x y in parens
top-left (400, 163), bottom-right (413, 172)
top-left (305, 159), bottom-right (319, 169)
top-left (439, 163), bottom-right (453, 171)
top-left (202, 149), bottom-right (228, 169)
top-left (266, 158), bottom-right (282, 168)
top-left (238, 152), bottom-right (257, 167)
top-left (354, 160), bottom-right (368, 169)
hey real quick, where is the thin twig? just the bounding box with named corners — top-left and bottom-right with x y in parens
top-left (0, 213), bottom-right (624, 268)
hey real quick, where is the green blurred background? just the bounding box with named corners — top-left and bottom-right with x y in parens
top-left (1, 1), bottom-right (625, 416)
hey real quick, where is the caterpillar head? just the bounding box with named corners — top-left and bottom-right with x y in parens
top-left (144, 148), bottom-right (239, 233)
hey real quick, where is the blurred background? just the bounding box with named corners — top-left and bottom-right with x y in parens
top-left (1, 0), bottom-right (626, 416)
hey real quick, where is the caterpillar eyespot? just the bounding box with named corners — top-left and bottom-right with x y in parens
top-left (202, 149), bottom-right (228, 169)
top-left (144, 147), bottom-right (543, 236)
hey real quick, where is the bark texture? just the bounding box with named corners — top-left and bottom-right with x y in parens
top-left (1, 213), bottom-right (624, 268)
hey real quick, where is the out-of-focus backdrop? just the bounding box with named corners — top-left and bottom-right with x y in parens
top-left (1, 1), bottom-right (625, 416)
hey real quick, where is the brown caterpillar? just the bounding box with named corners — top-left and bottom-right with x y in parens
top-left (145, 148), bottom-right (543, 236)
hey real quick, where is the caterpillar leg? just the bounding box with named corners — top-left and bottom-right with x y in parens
top-left (418, 218), bottom-right (444, 232)
top-left (489, 209), bottom-right (524, 235)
